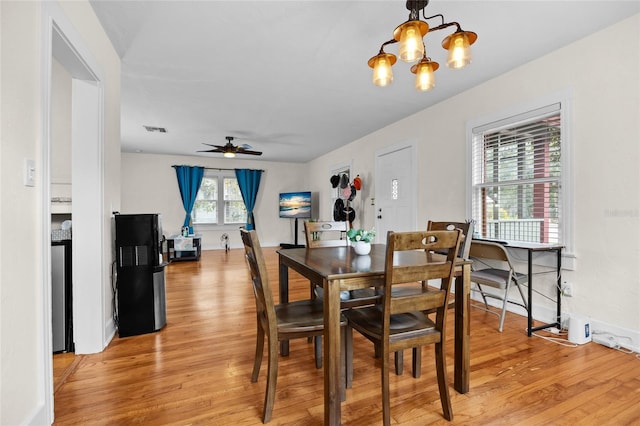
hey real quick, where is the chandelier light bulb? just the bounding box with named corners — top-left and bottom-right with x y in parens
top-left (395, 20), bottom-right (428, 62)
top-left (369, 52), bottom-right (397, 87)
top-left (445, 32), bottom-right (473, 69)
top-left (411, 58), bottom-right (438, 92)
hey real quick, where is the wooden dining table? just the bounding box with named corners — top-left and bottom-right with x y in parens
top-left (278, 243), bottom-right (472, 426)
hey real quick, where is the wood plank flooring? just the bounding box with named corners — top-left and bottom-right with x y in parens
top-left (53, 248), bottom-right (640, 425)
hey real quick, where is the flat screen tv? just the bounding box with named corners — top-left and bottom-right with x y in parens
top-left (279, 191), bottom-right (312, 219)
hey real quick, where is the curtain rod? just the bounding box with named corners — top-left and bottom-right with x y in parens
top-left (204, 167), bottom-right (265, 172)
top-left (172, 165), bottom-right (265, 172)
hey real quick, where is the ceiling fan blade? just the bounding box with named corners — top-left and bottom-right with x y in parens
top-left (237, 149), bottom-right (262, 156)
top-left (202, 143), bottom-right (225, 149)
top-left (198, 138), bottom-right (262, 156)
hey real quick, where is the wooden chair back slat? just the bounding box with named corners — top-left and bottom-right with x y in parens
top-left (383, 230), bottom-right (462, 329)
top-left (427, 220), bottom-right (474, 259)
top-left (304, 221), bottom-right (348, 248)
top-left (241, 229), bottom-right (278, 339)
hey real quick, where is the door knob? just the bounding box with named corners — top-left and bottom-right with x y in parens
top-left (377, 215), bottom-right (382, 219)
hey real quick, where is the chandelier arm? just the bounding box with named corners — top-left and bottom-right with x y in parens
top-left (422, 13), bottom-right (445, 26)
top-left (378, 38), bottom-right (398, 54)
top-left (422, 13), bottom-right (464, 33)
top-left (427, 21), bottom-right (460, 34)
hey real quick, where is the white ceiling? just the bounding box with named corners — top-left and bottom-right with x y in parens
top-left (89, 0), bottom-right (639, 163)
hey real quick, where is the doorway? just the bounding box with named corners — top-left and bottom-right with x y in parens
top-left (374, 142), bottom-right (417, 242)
top-left (42, 2), bottom-right (107, 422)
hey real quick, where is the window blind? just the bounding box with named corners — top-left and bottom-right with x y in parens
top-left (471, 104), bottom-right (562, 244)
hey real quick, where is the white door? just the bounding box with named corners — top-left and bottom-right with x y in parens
top-left (374, 142), bottom-right (417, 243)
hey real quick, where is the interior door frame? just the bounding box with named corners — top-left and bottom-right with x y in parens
top-left (40, 2), bottom-right (106, 423)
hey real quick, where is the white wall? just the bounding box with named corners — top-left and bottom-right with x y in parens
top-left (121, 153), bottom-right (309, 249)
top-left (308, 16), bottom-right (640, 340)
top-left (0, 0), bottom-right (121, 424)
top-left (1, 2), bottom-right (43, 423)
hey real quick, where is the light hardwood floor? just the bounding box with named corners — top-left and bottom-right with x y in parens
top-left (53, 248), bottom-right (640, 425)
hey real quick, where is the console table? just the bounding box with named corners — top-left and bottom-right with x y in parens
top-left (167, 234), bottom-right (202, 262)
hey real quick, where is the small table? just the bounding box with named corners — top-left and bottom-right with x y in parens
top-left (507, 242), bottom-right (564, 336)
top-left (278, 244), bottom-right (471, 426)
top-left (498, 241), bottom-right (564, 336)
top-left (166, 234), bottom-right (202, 262)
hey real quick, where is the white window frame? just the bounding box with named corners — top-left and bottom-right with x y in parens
top-left (192, 171), bottom-right (247, 229)
top-left (466, 92), bottom-right (573, 256)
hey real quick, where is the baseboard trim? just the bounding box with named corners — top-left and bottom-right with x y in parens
top-left (470, 292), bottom-right (640, 352)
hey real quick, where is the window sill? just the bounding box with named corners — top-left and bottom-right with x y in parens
top-left (193, 223), bottom-right (245, 232)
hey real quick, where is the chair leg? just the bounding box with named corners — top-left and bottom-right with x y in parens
top-left (434, 341), bottom-right (453, 421)
top-left (476, 283), bottom-right (489, 308)
top-left (412, 347), bottom-right (421, 378)
top-left (514, 279), bottom-right (529, 311)
top-left (498, 281), bottom-right (512, 332)
top-left (308, 281), bottom-right (316, 344)
top-left (381, 347), bottom-right (391, 426)
top-left (314, 335), bottom-right (322, 369)
top-left (263, 335), bottom-right (279, 423)
top-left (345, 326), bottom-right (353, 389)
top-left (340, 328), bottom-right (346, 401)
top-left (394, 350), bottom-right (404, 375)
top-left (251, 321), bottom-right (264, 383)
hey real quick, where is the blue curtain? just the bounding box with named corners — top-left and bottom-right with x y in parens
top-left (235, 168), bottom-right (263, 231)
top-left (173, 165), bottom-right (204, 234)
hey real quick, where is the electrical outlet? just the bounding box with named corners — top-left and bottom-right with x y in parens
top-left (562, 281), bottom-right (573, 297)
top-left (593, 334), bottom-right (617, 348)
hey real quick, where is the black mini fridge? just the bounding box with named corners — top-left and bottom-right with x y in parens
top-left (115, 214), bottom-right (167, 337)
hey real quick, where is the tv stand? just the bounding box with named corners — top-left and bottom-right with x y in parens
top-left (280, 218), bottom-right (305, 249)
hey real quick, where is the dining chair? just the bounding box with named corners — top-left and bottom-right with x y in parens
top-left (304, 220), bottom-right (348, 248)
top-left (391, 220), bottom-right (474, 374)
top-left (304, 221), bottom-right (382, 309)
top-left (469, 240), bottom-right (529, 332)
top-left (345, 229), bottom-right (462, 425)
top-left (303, 220), bottom-right (381, 384)
top-left (427, 220), bottom-right (474, 260)
top-left (240, 229), bottom-right (349, 423)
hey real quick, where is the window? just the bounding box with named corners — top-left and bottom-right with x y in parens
top-left (470, 102), bottom-right (567, 245)
top-left (192, 172), bottom-right (247, 226)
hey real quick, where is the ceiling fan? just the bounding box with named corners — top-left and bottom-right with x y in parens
top-left (199, 136), bottom-right (262, 158)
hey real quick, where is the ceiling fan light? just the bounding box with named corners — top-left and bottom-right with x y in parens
top-left (223, 151), bottom-right (236, 158)
top-left (442, 31), bottom-right (477, 69)
top-left (368, 52), bottom-right (397, 87)
top-left (411, 58), bottom-right (439, 92)
top-left (394, 20), bottom-right (428, 63)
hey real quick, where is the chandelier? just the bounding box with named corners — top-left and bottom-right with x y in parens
top-left (368, 0), bottom-right (477, 92)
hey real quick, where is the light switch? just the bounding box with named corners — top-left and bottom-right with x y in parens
top-left (24, 158), bottom-right (35, 187)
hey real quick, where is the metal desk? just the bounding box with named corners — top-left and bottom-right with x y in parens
top-left (504, 242), bottom-right (564, 336)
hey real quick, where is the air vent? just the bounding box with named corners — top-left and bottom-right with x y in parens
top-left (143, 125), bottom-right (167, 133)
